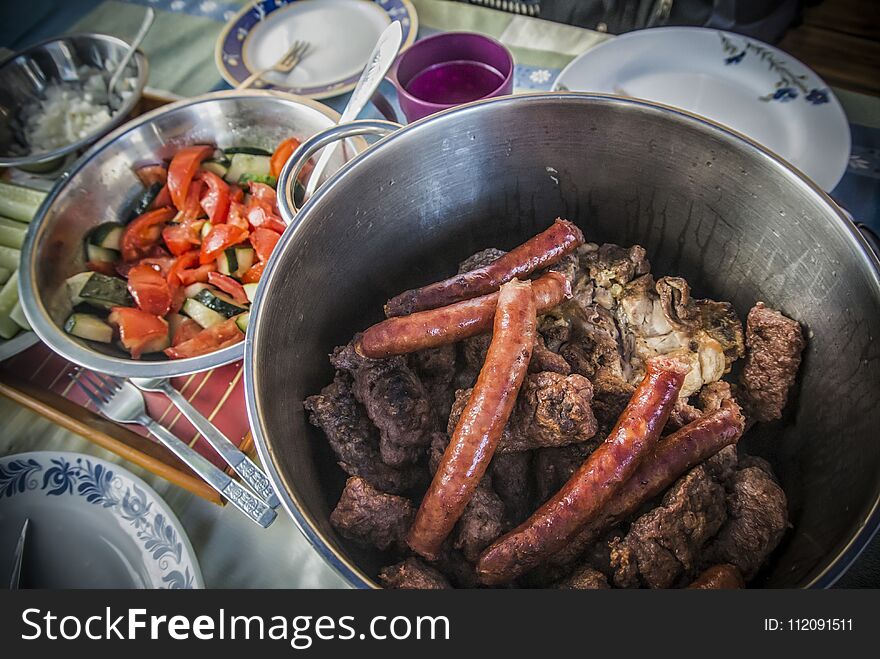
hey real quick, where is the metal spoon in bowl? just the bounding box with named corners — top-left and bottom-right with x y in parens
top-left (108, 7), bottom-right (155, 111)
top-left (302, 21), bottom-right (404, 200)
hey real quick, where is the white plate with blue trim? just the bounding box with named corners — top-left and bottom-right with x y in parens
top-left (554, 27), bottom-right (851, 192)
top-left (216, 0), bottom-right (418, 99)
top-left (0, 451), bottom-right (203, 589)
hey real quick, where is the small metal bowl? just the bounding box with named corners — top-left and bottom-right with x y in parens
top-left (0, 33), bottom-right (148, 171)
top-left (20, 89), bottom-right (361, 378)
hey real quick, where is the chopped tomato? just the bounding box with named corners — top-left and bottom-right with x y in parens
top-left (245, 197), bottom-right (286, 233)
top-left (227, 201), bottom-right (249, 231)
top-left (196, 170), bottom-right (230, 224)
top-left (248, 181), bottom-right (277, 209)
top-left (180, 179), bottom-right (206, 222)
top-left (168, 250), bottom-right (215, 286)
top-left (167, 145), bottom-right (213, 210)
top-left (127, 263), bottom-right (173, 316)
top-left (121, 207), bottom-right (176, 262)
top-left (199, 224), bottom-right (248, 265)
top-left (164, 318), bottom-right (244, 360)
top-left (250, 227), bottom-right (281, 262)
top-left (151, 184), bottom-right (172, 210)
top-left (136, 164), bottom-right (167, 186)
top-left (229, 184), bottom-right (245, 204)
top-left (162, 221), bottom-right (204, 256)
top-left (138, 255), bottom-right (176, 277)
top-left (207, 272), bottom-right (249, 305)
top-left (108, 307), bottom-right (169, 359)
top-left (177, 264), bottom-right (217, 285)
top-left (241, 260), bottom-right (265, 284)
top-left (270, 137), bottom-right (307, 179)
top-left (172, 318), bottom-right (203, 346)
top-left (86, 260), bottom-right (118, 277)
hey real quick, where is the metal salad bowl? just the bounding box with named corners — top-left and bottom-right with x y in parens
top-left (246, 93), bottom-right (880, 588)
top-left (20, 89), bottom-right (360, 378)
top-left (0, 34), bottom-right (149, 172)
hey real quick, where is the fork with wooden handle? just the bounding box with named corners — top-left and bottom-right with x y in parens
top-left (71, 370), bottom-right (277, 528)
top-left (130, 376), bottom-right (280, 509)
top-left (237, 39), bottom-right (310, 89)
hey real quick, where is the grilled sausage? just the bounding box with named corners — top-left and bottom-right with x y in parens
top-left (687, 564), bottom-right (745, 589)
top-left (476, 356), bottom-right (690, 585)
top-left (549, 399), bottom-right (746, 568)
top-left (407, 279), bottom-right (536, 560)
top-left (385, 219), bottom-right (583, 317)
top-left (359, 272), bottom-right (569, 359)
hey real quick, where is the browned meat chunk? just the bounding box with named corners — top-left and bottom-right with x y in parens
top-left (303, 375), bottom-right (422, 494)
top-left (609, 464), bottom-right (728, 588)
top-left (453, 485), bottom-right (506, 562)
top-left (331, 340), bottom-right (433, 466)
top-left (533, 441), bottom-right (598, 504)
top-left (448, 372), bottom-right (598, 454)
top-left (490, 451), bottom-right (534, 526)
top-left (408, 345), bottom-right (457, 428)
top-left (529, 334), bottom-right (572, 375)
top-left (379, 558), bottom-right (451, 589)
top-left (330, 477), bottom-right (414, 552)
top-left (457, 247), bottom-right (507, 274)
top-left (582, 243), bottom-right (651, 288)
top-left (556, 565), bottom-right (610, 589)
top-left (699, 380), bottom-right (734, 412)
top-left (703, 466), bottom-right (788, 579)
top-left (740, 302), bottom-right (805, 422)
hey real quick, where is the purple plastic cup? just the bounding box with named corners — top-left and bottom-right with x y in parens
top-left (387, 32), bottom-right (514, 122)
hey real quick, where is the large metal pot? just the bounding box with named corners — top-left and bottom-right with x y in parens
top-left (20, 90), bottom-right (360, 378)
top-left (246, 93), bottom-right (880, 588)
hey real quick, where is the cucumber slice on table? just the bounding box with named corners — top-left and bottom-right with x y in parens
top-left (64, 313), bottom-right (113, 343)
top-left (194, 288), bottom-right (247, 318)
top-left (183, 298), bottom-right (225, 328)
top-left (0, 245), bottom-right (20, 271)
top-left (67, 272), bottom-right (133, 309)
top-left (225, 153), bottom-right (271, 185)
top-left (0, 216), bottom-right (28, 249)
top-left (234, 312), bottom-right (250, 332)
top-left (223, 146), bottom-right (271, 156)
top-left (0, 270), bottom-right (20, 340)
top-left (0, 181), bottom-right (47, 222)
top-left (89, 222), bottom-right (124, 250)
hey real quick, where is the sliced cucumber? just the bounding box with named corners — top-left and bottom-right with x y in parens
top-left (89, 222), bottom-right (124, 250)
top-left (72, 301), bottom-right (110, 317)
top-left (67, 272), bottom-right (132, 309)
top-left (233, 246), bottom-right (255, 278)
top-left (86, 244), bottom-right (120, 263)
top-left (183, 298), bottom-right (225, 328)
top-left (201, 161), bottom-right (229, 178)
top-left (167, 312), bottom-right (187, 336)
top-left (238, 173), bottom-right (277, 187)
top-left (0, 266), bottom-right (11, 285)
top-left (242, 282), bottom-right (258, 303)
top-left (64, 313), bottom-right (113, 343)
top-left (126, 182), bottom-right (163, 222)
top-left (194, 288), bottom-right (247, 318)
top-left (234, 311), bottom-right (250, 332)
top-left (184, 282), bottom-right (214, 298)
top-left (0, 181), bottom-right (47, 222)
top-left (0, 216), bottom-right (28, 249)
top-left (224, 146), bottom-right (271, 156)
top-left (225, 153), bottom-right (271, 185)
top-left (0, 245), bottom-right (20, 271)
top-left (9, 301), bottom-right (30, 331)
top-left (216, 247), bottom-right (237, 276)
top-left (200, 221), bottom-right (213, 240)
top-left (0, 270), bottom-right (20, 339)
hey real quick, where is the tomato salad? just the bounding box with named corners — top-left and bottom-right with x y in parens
top-left (63, 138), bottom-right (306, 360)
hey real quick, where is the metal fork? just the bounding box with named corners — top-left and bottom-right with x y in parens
top-left (71, 371), bottom-right (276, 528)
top-left (238, 40), bottom-right (310, 89)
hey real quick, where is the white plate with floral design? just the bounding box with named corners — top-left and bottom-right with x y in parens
top-left (554, 27), bottom-right (851, 192)
top-left (0, 451), bottom-right (202, 589)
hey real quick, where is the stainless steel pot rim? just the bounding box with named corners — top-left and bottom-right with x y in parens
top-left (246, 92), bottom-right (880, 589)
top-left (0, 33), bottom-right (150, 167)
top-left (20, 90), bottom-right (346, 378)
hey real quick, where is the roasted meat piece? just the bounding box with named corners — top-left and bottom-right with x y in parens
top-left (740, 302), bottom-right (805, 423)
top-left (457, 247), bottom-right (508, 274)
top-left (448, 372), bottom-right (598, 453)
top-left (330, 476), bottom-right (414, 552)
top-left (703, 465), bottom-right (788, 579)
top-left (408, 345), bottom-right (458, 429)
top-left (303, 374), bottom-right (422, 494)
top-left (533, 441), bottom-right (598, 504)
top-left (609, 463), bottom-right (728, 588)
top-left (331, 340), bottom-right (433, 466)
top-left (556, 565), bottom-right (610, 589)
top-left (379, 558), bottom-right (451, 589)
top-left (581, 242), bottom-right (651, 289)
top-left (490, 451), bottom-right (534, 527)
top-left (454, 485), bottom-right (507, 562)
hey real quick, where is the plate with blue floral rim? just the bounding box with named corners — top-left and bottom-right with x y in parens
top-left (553, 26), bottom-right (851, 192)
top-left (215, 0), bottom-right (418, 99)
top-left (0, 451), bottom-right (203, 589)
